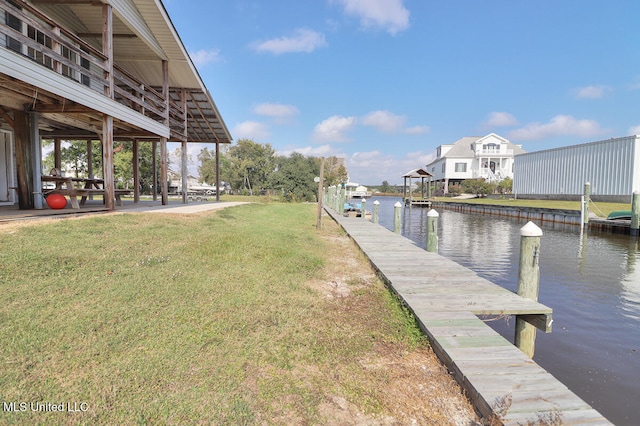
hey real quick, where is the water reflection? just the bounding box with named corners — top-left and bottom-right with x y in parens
top-left (621, 239), bottom-right (640, 320)
top-left (369, 197), bottom-right (640, 425)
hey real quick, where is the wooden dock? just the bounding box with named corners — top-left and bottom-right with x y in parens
top-left (403, 197), bottom-right (432, 208)
top-left (325, 208), bottom-right (612, 425)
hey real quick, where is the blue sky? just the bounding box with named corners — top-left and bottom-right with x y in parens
top-left (164, 0), bottom-right (640, 185)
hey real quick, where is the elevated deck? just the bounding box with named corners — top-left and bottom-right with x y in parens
top-left (325, 207), bottom-right (612, 425)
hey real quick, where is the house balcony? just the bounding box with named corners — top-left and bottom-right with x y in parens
top-left (0, 0), bottom-right (187, 141)
top-left (473, 167), bottom-right (510, 182)
top-left (477, 148), bottom-right (514, 156)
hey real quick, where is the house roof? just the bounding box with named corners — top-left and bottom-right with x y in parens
top-left (402, 167), bottom-right (433, 178)
top-left (431, 133), bottom-right (526, 160)
top-left (440, 136), bottom-right (482, 158)
top-left (23, 0), bottom-right (232, 144)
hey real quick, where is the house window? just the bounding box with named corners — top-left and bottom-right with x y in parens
top-left (482, 143), bottom-right (500, 154)
top-left (455, 163), bottom-right (467, 172)
top-left (4, 6), bottom-right (22, 53)
top-left (437, 147), bottom-right (441, 158)
top-left (80, 53), bottom-right (91, 87)
top-left (27, 25), bottom-right (53, 69)
top-left (441, 163), bottom-right (446, 173)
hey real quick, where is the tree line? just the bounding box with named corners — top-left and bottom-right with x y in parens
top-left (44, 138), bottom-right (348, 202)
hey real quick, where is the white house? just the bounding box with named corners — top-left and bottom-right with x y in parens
top-left (513, 135), bottom-right (640, 203)
top-left (425, 133), bottom-right (525, 193)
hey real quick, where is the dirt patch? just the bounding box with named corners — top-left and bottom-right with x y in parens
top-left (313, 214), bottom-right (482, 425)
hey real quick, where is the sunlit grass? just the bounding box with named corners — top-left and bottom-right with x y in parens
top-left (0, 203), bottom-right (453, 424)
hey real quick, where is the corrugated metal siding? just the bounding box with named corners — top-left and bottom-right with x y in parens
top-left (514, 136), bottom-right (639, 197)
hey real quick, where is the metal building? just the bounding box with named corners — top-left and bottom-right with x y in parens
top-left (513, 135), bottom-right (640, 203)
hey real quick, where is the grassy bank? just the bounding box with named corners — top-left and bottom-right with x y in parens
top-left (430, 197), bottom-right (630, 218)
top-left (0, 203), bottom-right (477, 424)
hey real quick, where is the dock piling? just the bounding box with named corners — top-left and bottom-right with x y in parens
top-left (394, 201), bottom-right (402, 234)
top-left (373, 200), bottom-right (379, 224)
top-left (582, 182), bottom-right (590, 228)
top-left (426, 209), bottom-right (439, 252)
top-left (515, 221), bottom-right (543, 358)
top-left (632, 191), bottom-right (640, 237)
top-left (361, 198), bottom-right (367, 219)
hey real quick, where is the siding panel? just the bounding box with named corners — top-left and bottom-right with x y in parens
top-left (514, 136), bottom-right (639, 202)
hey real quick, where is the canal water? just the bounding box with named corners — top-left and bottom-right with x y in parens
top-left (367, 196), bottom-right (639, 425)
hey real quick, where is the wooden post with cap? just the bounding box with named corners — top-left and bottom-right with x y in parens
top-left (515, 221), bottom-right (543, 358)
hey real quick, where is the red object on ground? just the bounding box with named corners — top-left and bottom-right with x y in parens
top-left (46, 193), bottom-right (67, 209)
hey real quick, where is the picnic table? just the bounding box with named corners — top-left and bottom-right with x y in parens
top-left (41, 176), bottom-right (132, 209)
top-left (41, 175), bottom-right (89, 209)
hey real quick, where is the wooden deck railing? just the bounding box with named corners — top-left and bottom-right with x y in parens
top-left (0, 0), bottom-right (186, 139)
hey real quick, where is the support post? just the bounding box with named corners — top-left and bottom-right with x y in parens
top-left (181, 141), bottom-right (188, 203)
top-left (373, 200), bottom-right (380, 224)
top-left (30, 112), bottom-right (43, 209)
top-left (582, 182), bottom-right (590, 228)
top-left (152, 141), bottom-right (157, 201)
top-left (408, 176), bottom-right (412, 207)
top-left (14, 111), bottom-right (33, 210)
top-left (426, 209), bottom-right (439, 252)
top-left (631, 191), bottom-right (640, 237)
top-left (160, 137), bottom-right (168, 205)
top-left (215, 142), bottom-right (220, 202)
top-left (316, 158), bottom-right (324, 230)
top-left (361, 198), bottom-right (367, 219)
top-left (102, 114), bottom-right (115, 210)
top-left (515, 221), bottom-right (543, 358)
top-left (132, 140), bottom-right (139, 203)
top-left (54, 138), bottom-right (61, 169)
top-left (102, 4), bottom-right (113, 98)
top-left (87, 140), bottom-right (94, 201)
top-left (394, 201), bottom-right (402, 234)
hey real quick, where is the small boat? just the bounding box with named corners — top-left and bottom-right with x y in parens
top-left (343, 202), bottom-right (364, 217)
top-left (607, 210), bottom-right (632, 220)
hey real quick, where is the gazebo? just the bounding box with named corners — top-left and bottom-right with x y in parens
top-left (402, 167), bottom-right (433, 207)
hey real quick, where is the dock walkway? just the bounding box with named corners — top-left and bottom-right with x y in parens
top-left (325, 208), bottom-right (612, 425)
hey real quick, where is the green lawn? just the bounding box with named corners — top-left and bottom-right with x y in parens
top-left (432, 197), bottom-right (631, 218)
top-left (1, 203), bottom-right (470, 424)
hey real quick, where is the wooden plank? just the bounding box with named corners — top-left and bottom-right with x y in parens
top-left (324, 207), bottom-right (612, 424)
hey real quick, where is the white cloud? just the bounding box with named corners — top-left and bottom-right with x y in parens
top-left (508, 115), bottom-right (604, 141)
top-left (404, 125), bottom-right (430, 135)
top-left (574, 85), bottom-right (611, 99)
top-left (629, 125), bottom-right (640, 135)
top-left (252, 28), bottom-right (327, 54)
top-left (312, 115), bottom-right (357, 142)
top-left (361, 110), bottom-right (406, 133)
top-left (253, 103), bottom-right (300, 122)
top-left (277, 144), bottom-right (337, 157)
top-left (189, 49), bottom-right (223, 66)
top-left (484, 112), bottom-right (519, 127)
top-left (334, 0), bottom-right (410, 35)
top-left (233, 121), bottom-right (270, 141)
top-left (346, 150), bottom-right (435, 184)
